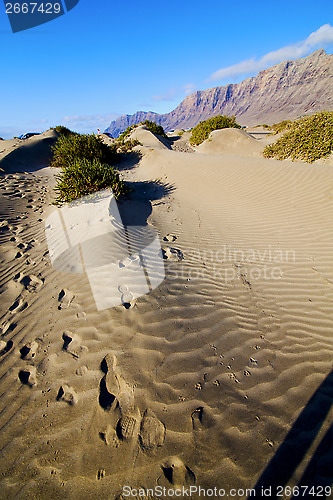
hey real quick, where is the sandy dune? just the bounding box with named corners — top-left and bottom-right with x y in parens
top-left (0, 130), bottom-right (59, 174)
top-left (129, 125), bottom-right (170, 150)
top-left (196, 128), bottom-right (264, 157)
top-left (0, 129), bottom-right (332, 498)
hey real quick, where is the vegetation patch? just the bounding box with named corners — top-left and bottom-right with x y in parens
top-left (269, 120), bottom-right (293, 135)
top-left (52, 125), bottom-right (78, 138)
top-left (118, 124), bottom-right (139, 142)
top-left (117, 120), bottom-right (167, 142)
top-left (53, 158), bottom-right (129, 206)
top-left (141, 120), bottom-right (167, 138)
top-left (50, 133), bottom-right (118, 169)
top-left (263, 111), bottom-right (333, 163)
top-left (189, 115), bottom-right (241, 145)
top-left (115, 138), bottom-right (142, 153)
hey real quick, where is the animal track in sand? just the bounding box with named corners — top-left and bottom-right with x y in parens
top-left (62, 331), bottom-right (88, 359)
top-left (56, 384), bottom-right (78, 405)
top-left (139, 409), bottom-right (166, 454)
top-left (75, 365), bottom-right (88, 376)
top-left (97, 468), bottom-right (105, 480)
top-left (76, 311), bottom-right (87, 319)
top-left (99, 425), bottom-right (119, 447)
top-left (20, 341), bottom-right (38, 360)
top-left (58, 289), bottom-right (75, 309)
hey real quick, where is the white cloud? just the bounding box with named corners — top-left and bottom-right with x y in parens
top-left (61, 113), bottom-right (120, 133)
top-left (209, 24), bottom-right (333, 82)
top-left (183, 83), bottom-right (197, 95)
top-left (152, 88), bottom-right (178, 101)
top-left (63, 113), bottom-right (119, 124)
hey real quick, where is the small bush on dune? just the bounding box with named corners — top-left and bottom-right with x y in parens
top-left (53, 158), bottom-right (129, 206)
top-left (270, 120), bottom-right (293, 135)
top-left (50, 133), bottom-right (118, 169)
top-left (141, 120), bottom-right (167, 138)
top-left (117, 120), bottom-right (167, 141)
top-left (263, 111), bottom-right (333, 163)
top-left (118, 124), bottom-right (139, 142)
top-left (116, 138), bottom-right (142, 153)
top-left (189, 115), bottom-right (241, 145)
top-left (52, 125), bottom-right (78, 138)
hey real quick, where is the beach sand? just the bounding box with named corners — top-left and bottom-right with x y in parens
top-left (0, 129), bottom-right (332, 499)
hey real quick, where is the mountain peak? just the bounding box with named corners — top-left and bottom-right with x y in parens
top-left (106, 49), bottom-right (333, 137)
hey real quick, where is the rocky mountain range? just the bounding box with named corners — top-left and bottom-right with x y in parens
top-left (105, 49), bottom-right (333, 137)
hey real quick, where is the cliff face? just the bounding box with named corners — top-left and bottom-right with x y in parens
top-left (106, 50), bottom-right (333, 137)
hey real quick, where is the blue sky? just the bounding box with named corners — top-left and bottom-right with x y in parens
top-left (0, 0), bottom-right (333, 138)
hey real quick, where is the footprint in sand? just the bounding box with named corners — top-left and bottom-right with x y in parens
top-left (0, 321), bottom-right (16, 335)
top-left (159, 457), bottom-right (196, 489)
top-left (0, 340), bottom-right (13, 356)
top-left (56, 384), bottom-right (78, 405)
top-left (20, 275), bottom-right (43, 292)
top-left (162, 247), bottom-right (183, 261)
top-left (139, 409), bottom-right (166, 454)
top-left (20, 341), bottom-right (38, 360)
top-left (62, 331), bottom-right (88, 359)
top-left (19, 365), bottom-right (37, 387)
top-left (163, 234), bottom-right (177, 242)
top-left (191, 406), bottom-right (216, 433)
top-left (58, 289), bottom-right (75, 309)
top-left (9, 297), bottom-right (28, 314)
top-left (13, 225), bottom-right (24, 234)
top-left (99, 353), bottom-right (134, 412)
top-left (116, 411), bottom-right (141, 441)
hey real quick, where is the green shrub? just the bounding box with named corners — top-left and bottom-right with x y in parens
top-left (189, 115), bottom-right (241, 145)
top-left (118, 124), bottom-right (138, 142)
top-left (52, 125), bottom-right (78, 138)
top-left (263, 111), bottom-right (333, 163)
top-left (270, 120), bottom-right (293, 135)
top-left (141, 120), bottom-right (167, 138)
top-left (116, 138), bottom-right (142, 153)
top-left (50, 133), bottom-right (118, 169)
top-left (53, 158), bottom-right (129, 206)
top-left (117, 120), bottom-right (167, 141)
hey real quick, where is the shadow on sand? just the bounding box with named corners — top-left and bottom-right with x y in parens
top-left (250, 369), bottom-right (333, 499)
top-left (117, 180), bottom-right (175, 228)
